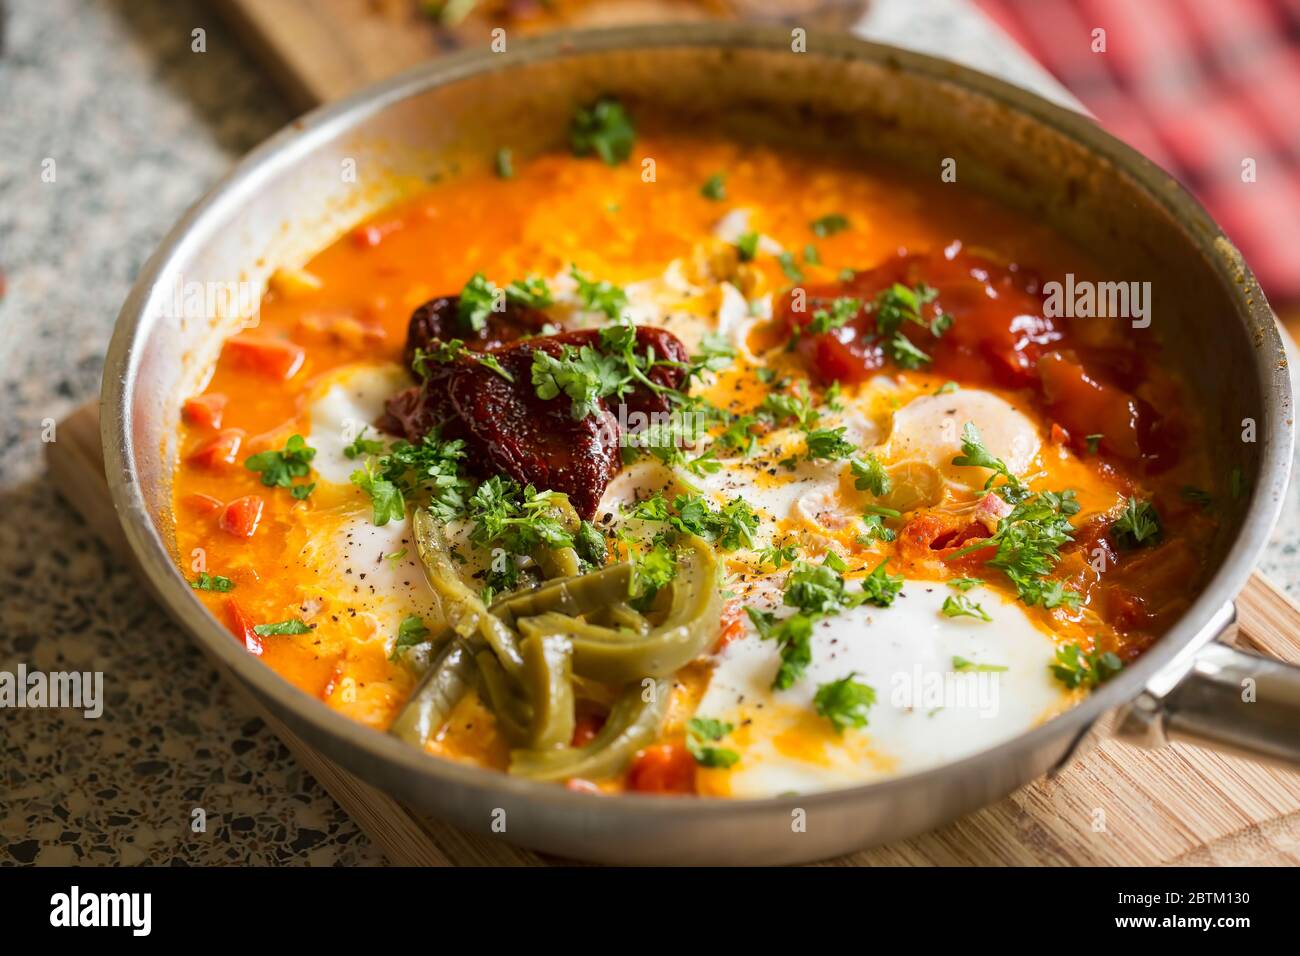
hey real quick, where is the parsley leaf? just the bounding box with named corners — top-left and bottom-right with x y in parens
top-left (860, 558), bottom-right (904, 607)
top-left (813, 672), bottom-right (876, 733)
top-left (849, 453), bottom-right (892, 496)
top-left (804, 426), bottom-right (855, 462)
top-left (504, 275), bottom-right (553, 309)
top-left (686, 717), bottom-right (740, 768)
top-left (951, 490), bottom-right (1080, 609)
top-left (350, 461), bottom-right (406, 526)
top-left (941, 594), bottom-right (991, 622)
top-left (807, 296), bottom-right (861, 334)
top-left (952, 656), bottom-right (1007, 673)
top-left (190, 573), bottom-right (234, 592)
top-left (458, 272), bottom-right (501, 332)
top-left (735, 231), bottom-right (760, 262)
top-left (253, 618), bottom-right (312, 637)
top-left (389, 615), bottom-right (431, 661)
top-left (700, 173), bottom-right (726, 201)
top-left (810, 213), bottom-right (849, 238)
top-left (570, 97), bottom-right (635, 165)
top-left (1111, 497), bottom-right (1161, 548)
top-left (343, 426), bottom-right (386, 460)
top-left (494, 147), bottom-right (513, 179)
top-left (952, 422), bottom-right (1028, 500)
top-left (1050, 643), bottom-right (1123, 689)
top-left (245, 434), bottom-right (316, 498)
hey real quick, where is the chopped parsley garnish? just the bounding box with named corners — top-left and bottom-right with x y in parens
top-left (245, 434), bottom-right (316, 499)
top-left (757, 539), bottom-right (800, 569)
top-left (1050, 642), bottom-right (1123, 690)
top-left (813, 672), bottom-right (876, 733)
top-left (778, 251), bottom-right (804, 282)
top-left (888, 332), bottom-right (932, 369)
top-left (700, 173), bottom-right (726, 201)
top-left (349, 429), bottom-right (470, 526)
top-left (343, 426), bottom-right (386, 460)
top-left (468, 476), bottom-right (574, 557)
top-left (757, 389), bottom-right (818, 429)
top-left (626, 493), bottom-right (759, 551)
top-left (569, 264), bottom-right (628, 320)
top-left (570, 97), bottom-right (635, 165)
top-left (1112, 497), bottom-right (1161, 548)
top-left (686, 717), bottom-right (740, 768)
top-left (504, 275), bottom-right (553, 309)
top-left (947, 576), bottom-right (984, 591)
top-left (253, 618), bottom-right (312, 637)
top-left (941, 594), bottom-right (991, 622)
top-left (860, 558), bottom-right (905, 607)
top-left (531, 343), bottom-right (626, 421)
top-left (574, 520), bottom-right (609, 569)
top-left (415, 339), bottom-right (515, 382)
top-left (457, 272), bottom-right (502, 332)
top-left (190, 573), bottom-right (234, 592)
top-left (1180, 485), bottom-right (1213, 510)
top-left (949, 488), bottom-right (1081, 609)
top-left (494, 147), bottom-right (513, 179)
top-left (810, 213), bottom-right (849, 238)
top-left (804, 426), bottom-right (855, 462)
top-left (1085, 433), bottom-right (1103, 455)
top-left (855, 513), bottom-right (896, 546)
top-left (807, 296), bottom-right (860, 335)
top-left (389, 615), bottom-right (431, 661)
top-left (803, 244), bottom-right (821, 265)
top-left (849, 452), bottom-right (892, 496)
top-left (350, 461), bottom-right (406, 526)
top-left (629, 539), bottom-right (678, 605)
top-left (716, 413), bottom-right (760, 456)
top-left (952, 422), bottom-right (1029, 501)
top-left (735, 231), bottom-right (760, 262)
top-left (952, 656), bottom-right (1007, 673)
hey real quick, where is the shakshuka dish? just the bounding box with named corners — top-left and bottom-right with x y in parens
top-left (173, 102), bottom-right (1219, 798)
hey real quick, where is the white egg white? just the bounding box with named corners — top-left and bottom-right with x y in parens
top-left (696, 584), bottom-right (1072, 797)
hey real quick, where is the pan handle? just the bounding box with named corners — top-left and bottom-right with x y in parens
top-left (1113, 602), bottom-right (1300, 767)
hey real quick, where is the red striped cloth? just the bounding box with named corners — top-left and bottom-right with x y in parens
top-left (977, 0), bottom-right (1300, 303)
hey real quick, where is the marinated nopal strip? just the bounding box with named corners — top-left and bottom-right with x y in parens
top-left (413, 509), bottom-right (526, 674)
top-left (517, 537), bottom-right (723, 683)
top-left (509, 678), bottom-right (671, 781)
top-left (518, 633), bottom-right (576, 750)
top-left (389, 637), bottom-right (478, 747)
top-left (491, 562), bottom-right (634, 627)
top-left (475, 650), bottom-right (534, 744)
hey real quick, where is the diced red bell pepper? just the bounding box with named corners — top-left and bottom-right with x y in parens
top-left (626, 744), bottom-right (696, 794)
top-left (225, 336), bottom-right (305, 380)
top-left (224, 597), bottom-right (263, 656)
top-left (219, 495), bottom-right (264, 538)
top-left (186, 428), bottom-right (244, 468)
top-left (182, 392), bottom-right (229, 430)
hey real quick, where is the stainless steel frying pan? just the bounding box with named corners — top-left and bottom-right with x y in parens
top-left (102, 25), bottom-right (1298, 865)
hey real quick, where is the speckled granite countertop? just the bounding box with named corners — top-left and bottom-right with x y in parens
top-left (0, 0), bottom-right (1296, 867)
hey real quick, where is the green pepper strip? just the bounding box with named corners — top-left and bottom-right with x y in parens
top-left (491, 562), bottom-right (633, 627)
top-left (475, 651), bottom-right (533, 744)
top-left (413, 509), bottom-right (525, 675)
top-left (509, 678), bottom-right (670, 781)
top-left (517, 537), bottom-right (722, 683)
top-left (389, 637), bottom-right (477, 747)
top-left (519, 633), bottom-right (575, 750)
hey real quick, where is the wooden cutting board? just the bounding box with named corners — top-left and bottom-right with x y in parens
top-left (47, 401), bottom-right (1300, 865)
top-left (211, 0), bottom-right (869, 111)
